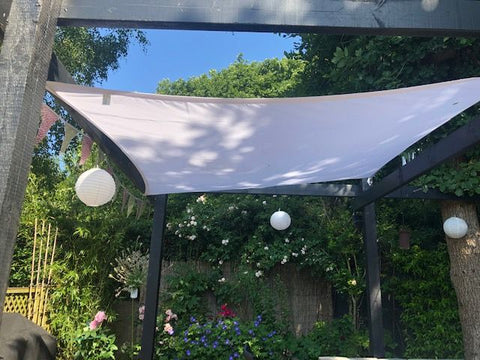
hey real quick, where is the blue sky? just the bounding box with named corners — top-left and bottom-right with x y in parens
top-left (102, 29), bottom-right (299, 93)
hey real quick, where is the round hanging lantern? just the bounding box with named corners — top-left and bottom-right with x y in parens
top-left (270, 210), bottom-right (291, 231)
top-left (75, 168), bottom-right (116, 207)
top-left (443, 217), bottom-right (468, 239)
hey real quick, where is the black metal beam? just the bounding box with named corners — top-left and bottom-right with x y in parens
top-left (218, 183), bottom-right (359, 197)
top-left (57, 0), bottom-right (480, 37)
top-left (353, 115), bottom-right (480, 210)
top-left (140, 195), bottom-right (168, 360)
top-left (361, 179), bottom-right (385, 358)
top-left (219, 183), bottom-right (463, 200)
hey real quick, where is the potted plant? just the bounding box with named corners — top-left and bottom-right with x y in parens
top-left (110, 247), bottom-right (149, 298)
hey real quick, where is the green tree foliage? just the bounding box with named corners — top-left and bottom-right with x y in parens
top-left (376, 198), bottom-right (463, 357)
top-left (157, 55), bottom-right (304, 98)
top-left (54, 27), bottom-right (148, 86)
top-left (291, 35), bottom-right (480, 95)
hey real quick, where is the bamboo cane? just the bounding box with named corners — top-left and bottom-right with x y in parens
top-left (42, 226), bottom-right (58, 328)
top-left (33, 220), bottom-right (45, 324)
top-left (28, 219), bottom-right (38, 319)
top-left (37, 223), bottom-right (51, 327)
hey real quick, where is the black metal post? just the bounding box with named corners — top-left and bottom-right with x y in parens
top-left (139, 194), bottom-right (168, 360)
top-left (361, 179), bottom-right (385, 357)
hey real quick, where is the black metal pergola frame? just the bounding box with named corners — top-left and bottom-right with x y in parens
top-left (2, 1), bottom-right (480, 359)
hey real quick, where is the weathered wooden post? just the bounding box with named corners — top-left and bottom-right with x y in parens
top-left (0, 0), bottom-right (61, 324)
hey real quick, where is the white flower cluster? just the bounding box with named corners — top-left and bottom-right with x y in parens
top-left (255, 270), bottom-right (263, 278)
top-left (186, 216), bottom-right (197, 227)
top-left (196, 195), bottom-right (207, 204)
top-left (221, 239), bottom-right (229, 245)
top-left (301, 245), bottom-right (307, 255)
top-left (348, 279), bottom-right (357, 286)
top-left (281, 255), bottom-right (288, 265)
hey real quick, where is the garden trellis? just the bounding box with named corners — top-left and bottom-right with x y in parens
top-left (3, 1), bottom-right (480, 359)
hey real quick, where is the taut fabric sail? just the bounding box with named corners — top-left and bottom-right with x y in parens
top-left (46, 78), bottom-right (480, 195)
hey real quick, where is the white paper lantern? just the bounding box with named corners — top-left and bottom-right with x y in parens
top-left (75, 168), bottom-right (116, 207)
top-left (443, 217), bottom-right (468, 239)
top-left (270, 210), bottom-right (291, 231)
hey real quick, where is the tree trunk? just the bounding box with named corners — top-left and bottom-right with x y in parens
top-left (440, 200), bottom-right (480, 359)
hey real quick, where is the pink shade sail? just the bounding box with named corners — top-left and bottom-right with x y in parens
top-left (46, 78), bottom-right (480, 195)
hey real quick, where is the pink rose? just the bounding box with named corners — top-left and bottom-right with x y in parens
top-left (165, 309), bottom-right (177, 322)
top-left (164, 323), bottom-right (174, 335)
top-left (94, 311), bottom-right (107, 323)
top-left (138, 305), bottom-right (145, 321)
top-left (89, 320), bottom-right (99, 330)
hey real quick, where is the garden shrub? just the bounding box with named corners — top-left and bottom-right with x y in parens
top-left (156, 311), bottom-right (285, 359)
top-left (74, 327), bottom-right (117, 360)
top-left (386, 243), bottom-right (463, 358)
top-left (290, 316), bottom-right (369, 359)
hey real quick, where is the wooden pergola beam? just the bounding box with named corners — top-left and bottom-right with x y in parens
top-left (57, 0), bottom-right (480, 36)
top-left (0, 0), bottom-right (61, 323)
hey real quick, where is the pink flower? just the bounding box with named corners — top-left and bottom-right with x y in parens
top-left (139, 305), bottom-right (145, 321)
top-left (164, 323), bottom-right (174, 335)
top-left (89, 320), bottom-right (99, 330)
top-left (94, 311), bottom-right (107, 323)
top-left (165, 309), bottom-right (177, 322)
